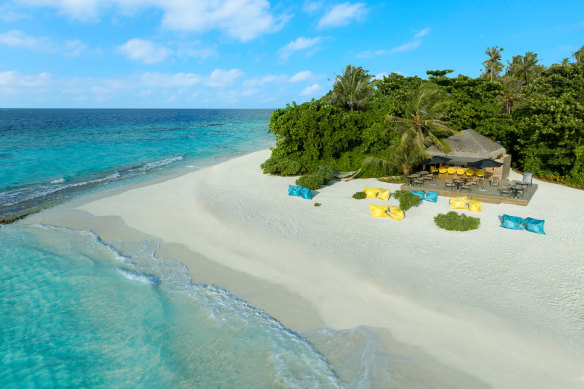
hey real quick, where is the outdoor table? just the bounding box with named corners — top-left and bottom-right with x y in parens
top-left (453, 180), bottom-right (464, 191)
top-left (407, 174), bottom-right (418, 185)
top-left (510, 185), bottom-right (524, 198)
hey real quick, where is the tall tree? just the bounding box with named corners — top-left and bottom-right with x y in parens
top-left (506, 52), bottom-right (543, 86)
top-left (327, 65), bottom-right (374, 112)
top-left (482, 46), bottom-right (504, 82)
top-left (573, 45), bottom-right (584, 64)
top-left (364, 85), bottom-right (456, 175)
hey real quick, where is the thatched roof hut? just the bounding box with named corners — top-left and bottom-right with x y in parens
top-left (426, 129), bottom-right (506, 160)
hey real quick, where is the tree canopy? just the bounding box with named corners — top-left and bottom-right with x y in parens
top-left (263, 47), bottom-right (584, 189)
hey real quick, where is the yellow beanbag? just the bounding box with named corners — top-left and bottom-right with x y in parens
top-left (364, 187), bottom-right (380, 198)
top-left (468, 199), bottom-right (482, 213)
top-left (450, 199), bottom-right (468, 210)
top-left (376, 189), bottom-right (390, 200)
top-left (388, 206), bottom-right (405, 221)
top-left (449, 196), bottom-right (467, 204)
top-left (368, 204), bottom-right (389, 217)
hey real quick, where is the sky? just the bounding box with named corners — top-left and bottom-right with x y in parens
top-left (0, 0), bottom-right (583, 108)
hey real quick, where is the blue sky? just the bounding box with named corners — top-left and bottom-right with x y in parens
top-left (0, 0), bottom-right (583, 108)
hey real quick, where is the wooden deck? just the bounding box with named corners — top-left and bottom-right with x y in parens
top-left (400, 177), bottom-right (538, 206)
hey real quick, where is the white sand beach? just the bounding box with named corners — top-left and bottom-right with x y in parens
top-left (26, 150), bottom-right (584, 388)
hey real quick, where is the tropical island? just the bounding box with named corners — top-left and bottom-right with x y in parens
top-left (263, 45), bottom-right (584, 189)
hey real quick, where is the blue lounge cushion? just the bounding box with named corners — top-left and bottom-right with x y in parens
top-left (523, 217), bottom-right (546, 234)
top-left (501, 214), bottom-right (523, 230)
top-left (300, 187), bottom-right (313, 200)
top-left (288, 185), bottom-right (302, 196)
top-left (425, 191), bottom-right (438, 203)
top-left (409, 190), bottom-right (425, 200)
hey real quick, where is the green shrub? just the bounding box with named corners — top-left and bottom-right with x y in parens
top-left (314, 202), bottom-right (321, 207)
top-left (378, 176), bottom-right (408, 184)
top-left (352, 191), bottom-right (366, 199)
top-left (296, 175), bottom-right (324, 190)
top-left (316, 165), bottom-right (334, 184)
top-left (261, 156), bottom-right (302, 176)
top-left (393, 190), bottom-right (421, 210)
top-left (434, 211), bottom-right (480, 231)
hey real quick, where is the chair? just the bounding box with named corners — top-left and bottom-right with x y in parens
top-left (498, 188), bottom-right (513, 197)
top-left (523, 172), bottom-right (533, 186)
top-left (460, 183), bottom-right (472, 193)
top-left (456, 168), bottom-right (466, 178)
top-left (444, 180), bottom-right (455, 190)
top-left (447, 167), bottom-right (456, 179)
top-left (439, 166), bottom-right (447, 179)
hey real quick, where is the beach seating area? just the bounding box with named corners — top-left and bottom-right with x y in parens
top-left (401, 168), bottom-right (538, 206)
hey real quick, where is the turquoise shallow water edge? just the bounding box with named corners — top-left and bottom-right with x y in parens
top-left (0, 224), bottom-right (343, 388)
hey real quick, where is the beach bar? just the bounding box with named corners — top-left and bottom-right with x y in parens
top-left (401, 129), bottom-right (537, 205)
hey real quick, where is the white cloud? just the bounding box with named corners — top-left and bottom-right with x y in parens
top-left (244, 74), bottom-right (287, 87)
top-left (318, 2), bottom-right (367, 28)
top-left (117, 38), bottom-right (172, 64)
top-left (415, 27), bottom-right (431, 39)
top-left (0, 70), bottom-right (51, 87)
top-left (0, 29), bottom-right (50, 50)
top-left (279, 36), bottom-right (321, 60)
top-left (175, 44), bottom-right (217, 60)
top-left (139, 72), bottom-right (203, 88)
top-left (390, 40), bottom-right (421, 53)
top-left (0, 29), bottom-right (88, 56)
top-left (300, 83), bottom-right (321, 96)
top-left (16, 0), bottom-right (287, 41)
top-left (356, 27), bottom-right (430, 57)
top-left (373, 72), bottom-right (388, 80)
top-left (303, 1), bottom-right (323, 13)
top-left (289, 70), bottom-right (313, 82)
top-left (0, 4), bottom-right (29, 22)
top-left (207, 69), bottom-right (244, 87)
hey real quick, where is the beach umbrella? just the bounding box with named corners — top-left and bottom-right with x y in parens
top-left (421, 156), bottom-right (452, 165)
top-left (468, 159), bottom-right (503, 169)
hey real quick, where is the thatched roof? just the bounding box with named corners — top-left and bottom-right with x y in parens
top-left (426, 129), bottom-right (506, 160)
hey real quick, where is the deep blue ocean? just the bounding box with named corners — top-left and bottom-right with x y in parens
top-left (0, 109), bottom-right (350, 388)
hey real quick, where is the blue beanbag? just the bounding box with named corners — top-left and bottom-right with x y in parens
top-left (409, 190), bottom-right (425, 200)
top-left (425, 191), bottom-right (438, 203)
top-left (523, 217), bottom-right (546, 234)
top-left (300, 187), bottom-right (313, 200)
top-left (501, 214), bottom-right (523, 230)
top-left (288, 185), bottom-right (302, 197)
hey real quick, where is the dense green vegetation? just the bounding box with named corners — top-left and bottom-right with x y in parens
top-left (352, 191), bottom-right (366, 199)
top-left (393, 190), bottom-right (422, 210)
top-left (434, 211), bottom-right (480, 231)
top-left (264, 45), bottom-right (584, 188)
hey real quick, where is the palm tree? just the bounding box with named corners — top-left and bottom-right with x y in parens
top-left (327, 65), bottom-right (374, 112)
top-left (506, 52), bottom-right (542, 86)
top-left (500, 76), bottom-right (522, 114)
top-left (363, 85), bottom-right (457, 176)
top-left (573, 45), bottom-right (584, 64)
top-left (482, 46), bottom-right (504, 82)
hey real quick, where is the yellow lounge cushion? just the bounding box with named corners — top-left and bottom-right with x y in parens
top-left (364, 187), bottom-right (380, 198)
top-left (449, 196), bottom-right (467, 204)
top-left (376, 189), bottom-right (390, 200)
top-left (388, 206), bottom-right (405, 220)
top-left (368, 204), bottom-right (389, 217)
top-left (450, 199), bottom-right (468, 210)
top-left (468, 199), bottom-right (482, 212)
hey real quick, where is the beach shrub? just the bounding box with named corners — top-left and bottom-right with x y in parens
top-left (352, 191), bottom-right (366, 199)
top-left (393, 190), bottom-right (422, 210)
top-left (316, 164), bottom-right (334, 184)
top-left (377, 176), bottom-right (408, 184)
top-left (296, 175), bottom-right (324, 190)
top-left (314, 202), bottom-right (321, 207)
top-left (261, 156), bottom-right (302, 176)
top-left (434, 211), bottom-right (480, 231)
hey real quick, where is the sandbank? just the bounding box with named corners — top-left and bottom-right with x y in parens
top-left (25, 150), bottom-right (584, 388)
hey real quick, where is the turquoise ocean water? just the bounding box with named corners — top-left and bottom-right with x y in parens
top-left (0, 109), bottom-right (343, 388)
top-left (0, 109), bottom-right (403, 388)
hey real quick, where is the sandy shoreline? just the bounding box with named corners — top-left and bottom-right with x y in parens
top-left (24, 149), bottom-right (584, 388)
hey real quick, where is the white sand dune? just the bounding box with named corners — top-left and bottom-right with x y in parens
top-left (27, 150), bottom-right (584, 388)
